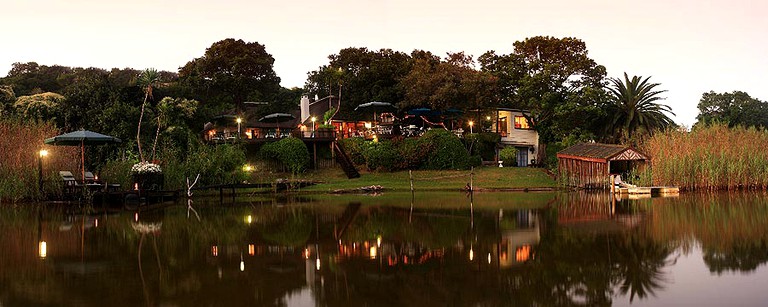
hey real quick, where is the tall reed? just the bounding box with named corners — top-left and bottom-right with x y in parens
top-left (0, 118), bottom-right (79, 203)
top-left (642, 123), bottom-right (768, 190)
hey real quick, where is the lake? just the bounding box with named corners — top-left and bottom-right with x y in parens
top-left (2, 191), bottom-right (768, 306)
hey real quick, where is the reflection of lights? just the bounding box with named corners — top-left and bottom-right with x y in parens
top-left (377, 235), bottom-right (382, 248)
top-left (218, 267), bottom-right (223, 279)
top-left (134, 183), bottom-right (139, 190)
top-left (469, 248), bottom-right (474, 261)
top-left (240, 253), bottom-right (245, 272)
top-left (245, 215), bottom-right (252, 224)
top-left (304, 248), bottom-right (310, 259)
top-left (95, 218), bottom-right (99, 228)
top-left (316, 258), bottom-right (321, 271)
top-left (134, 212), bottom-right (139, 222)
top-left (516, 245), bottom-right (531, 262)
top-left (487, 253), bottom-right (492, 264)
top-left (369, 246), bottom-right (377, 259)
top-left (212, 245), bottom-right (219, 257)
top-left (39, 241), bottom-right (47, 258)
top-left (248, 244), bottom-right (255, 256)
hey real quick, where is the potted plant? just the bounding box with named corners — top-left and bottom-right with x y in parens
top-left (131, 161), bottom-right (164, 191)
top-left (498, 147), bottom-right (518, 167)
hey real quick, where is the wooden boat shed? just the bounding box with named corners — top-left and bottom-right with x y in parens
top-left (557, 143), bottom-right (649, 189)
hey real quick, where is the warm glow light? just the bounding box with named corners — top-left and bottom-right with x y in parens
top-left (516, 245), bottom-right (531, 262)
top-left (243, 164), bottom-right (253, 172)
top-left (376, 235), bottom-right (382, 248)
top-left (95, 218), bottom-right (99, 228)
top-left (245, 215), bottom-right (253, 224)
top-left (39, 149), bottom-right (49, 157)
top-left (248, 244), bottom-right (255, 256)
top-left (315, 258), bottom-right (321, 271)
top-left (212, 245), bottom-right (218, 257)
top-left (236, 117), bottom-right (242, 124)
top-left (304, 248), bottom-right (310, 259)
top-left (364, 122), bottom-right (372, 129)
top-left (487, 253), bottom-right (492, 264)
top-left (469, 248), bottom-right (474, 261)
top-left (39, 241), bottom-right (47, 258)
top-left (468, 121), bottom-right (474, 126)
top-left (486, 116), bottom-right (491, 120)
top-left (134, 212), bottom-right (139, 222)
top-left (311, 116), bottom-right (316, 122)
top-left (240, 260), bottom-right (245, 272)
top-left (369, 246), bottom-right (377, 259)
top-left (134, 183), bottom-right (139, 190)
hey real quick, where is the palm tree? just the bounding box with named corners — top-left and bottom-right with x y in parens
top-left (136, 68), bottom-right (161, 162)
top-left (605, 73), bottom-right (675, 142)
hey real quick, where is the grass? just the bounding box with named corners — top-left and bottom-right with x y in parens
top-left (296, 166), bottom-right (557, 192)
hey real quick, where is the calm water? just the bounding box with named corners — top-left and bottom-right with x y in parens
top-left (3, 191), bottom-right (768, 306)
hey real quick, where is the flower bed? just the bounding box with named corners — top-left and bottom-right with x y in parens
top-left (132, 162), bottom-right (164, 191)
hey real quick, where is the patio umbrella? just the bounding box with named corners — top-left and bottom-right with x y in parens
top-left (258, 113), bottom-right (295, 136)
top-left (44, 130), bottom-right (122, 181)
top-left (355, 101), bottom-right (395, 123)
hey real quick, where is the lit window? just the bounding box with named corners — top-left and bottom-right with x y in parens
top-left (514, 116), bottom-right (531, 129)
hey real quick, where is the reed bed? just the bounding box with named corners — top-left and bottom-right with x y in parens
top-left (0, 118), bottom-right (79, 203)
top-left (642, 124), bottom-right (768, 191)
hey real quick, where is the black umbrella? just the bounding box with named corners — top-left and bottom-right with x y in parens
top-left (355, 101), bottom-right (395, 123)
top-left (44, 130), bottom-right (122, 181)
top-left (258, 113), bottom-right (295, 137)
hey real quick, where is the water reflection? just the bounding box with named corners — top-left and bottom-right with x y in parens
top-left (3, 192), bottom-right (768, 306)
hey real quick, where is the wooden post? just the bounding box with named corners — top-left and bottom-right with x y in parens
top-left (409, 170), bottom-right (414, 193)
top-left (470, 167), bottom-right (474, 191)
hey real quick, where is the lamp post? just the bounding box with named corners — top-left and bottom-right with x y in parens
top-left (236, 117), bottom-right (242, 140)
top-left (311, 116), bottom-right (316, 137)
top-left (469, 121), bottom-right (474, 134)
top-left (38, 149), bottom-right (48, 196)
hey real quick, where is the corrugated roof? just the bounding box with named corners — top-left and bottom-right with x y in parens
top-left (557, 143), bottom-right (647, 161)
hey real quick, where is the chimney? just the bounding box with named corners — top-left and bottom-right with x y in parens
top-left (300, 95), bottom-right (310, 123)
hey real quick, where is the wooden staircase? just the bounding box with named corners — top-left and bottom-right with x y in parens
top-left (333, 142), bottom-right (361, 179)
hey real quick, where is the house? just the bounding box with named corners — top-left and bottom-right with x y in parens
top-left (556, 142), bottom-right (649, 189)
top-left (490, 108), bottom-right (540, 167)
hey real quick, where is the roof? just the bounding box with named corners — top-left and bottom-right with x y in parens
top-left (557, 143), bottom-right (648, 162)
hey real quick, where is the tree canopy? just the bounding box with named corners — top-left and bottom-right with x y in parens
top-left (603, 73), bottom-right (675, 143)
top-left (695, 91), bottom-right (768, 129)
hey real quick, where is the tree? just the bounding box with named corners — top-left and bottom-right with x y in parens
top-left (137, 68), bottom-right (161, 162)
top-left (13, 92), bottom-right (65, 120)
top-left (604, 73), bottom-right (675, 142)
top-left (695, 91), bottom-right (768, 129)
top-left (305, 47), bottom-right (411, 119)
top-left (400, 51), bottom-right (497, 112)
top-left (151, 97), bottom-right (199, 160)
top-left (480, 36), bottom-right (607, 163)
top-left (179, 38), bottom-right (281, 112)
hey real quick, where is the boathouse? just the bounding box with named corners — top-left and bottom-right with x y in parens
top-left (557, 143), bottom-right (649, 189)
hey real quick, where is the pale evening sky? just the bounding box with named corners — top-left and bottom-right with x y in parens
top-left (2, 0), bottom-right (767, 127)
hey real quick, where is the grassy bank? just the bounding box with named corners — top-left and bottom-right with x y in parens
top-left (642, 124), bottom-right (768, 190)
top-left (297, 166), bottom-right (557, 192)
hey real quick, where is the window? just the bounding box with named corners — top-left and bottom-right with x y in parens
top-left (514, 116), bottom-right (531, 129)
top-left (497, 117), bottom-right (507, 137)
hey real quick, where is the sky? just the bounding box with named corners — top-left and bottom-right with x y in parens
top-left (2, 0), bottom-right (767, 127)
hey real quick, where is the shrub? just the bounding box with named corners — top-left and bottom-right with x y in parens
top-left (499, 147), bottom-right (518, 165)
top-left (259, 137), bottom-right (309, 174)
top-left (340, 137), bottom-right (367, 165)
top-left (362, 141), bottom-right (398, 171)
top-left (420, 129), bottom-right (471, 170)
top-left (394, 137), bottom-right (432, 170)
top-left (464, 132), bottom-right (500, 161)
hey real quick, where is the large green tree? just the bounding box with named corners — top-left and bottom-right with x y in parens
top-left (480, 36), bottom-right (607, 163)
top-left (695, 91), bottom-right (768, 129)
top-left (604, 73), bottom-right (675, 142)
top-left (305, 47), bottom-right (411, 119)
top-left (179, 38), bottom-right (281, 112)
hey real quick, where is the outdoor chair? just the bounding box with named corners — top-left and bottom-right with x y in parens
top-left (84, 171), bottom-right (121, 192)
top-left (59, 171), bottom-right (82, 196)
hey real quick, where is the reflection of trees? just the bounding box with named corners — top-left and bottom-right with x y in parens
top-left (612, 233), bottom-right (675, 303)
top-left (703, 240), bottom-right (768, 274)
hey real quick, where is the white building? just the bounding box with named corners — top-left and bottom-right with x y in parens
top-left (491, 108), bottom-right (540, 167)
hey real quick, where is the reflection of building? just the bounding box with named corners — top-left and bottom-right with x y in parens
top-left (497, 209), bottom-right (540, 268)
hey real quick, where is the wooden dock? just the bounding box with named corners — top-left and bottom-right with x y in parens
top-left (615, 186), bottom-right (679, 195)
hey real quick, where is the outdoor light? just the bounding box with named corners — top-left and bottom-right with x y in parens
top-left (370, 246), bottom-right (377, 259)
top-left (243, 164), bottom-right (253, 172)
top-left (236, 117), bottom-right (242, 124)
top-left (245, 215), bottom-right (253, 224)
top-left (364, 122), bottom-right (372, 129)
top-left (377, 235), bottom-right (382, 248)
top-left (39, 241), bottom-right (47, 259)
top-left (311, 116), bottom-right (317, 136)
top-left (39, 149), bottom-right (49, 157)
top-left (236, 117), bottom-right (242, 139)
top-left (486, 116), bottom-right (491, 121)
top-left (38, 149), bottom-right (49, 195)
top-left (469, 121), bottom-right (474, 134)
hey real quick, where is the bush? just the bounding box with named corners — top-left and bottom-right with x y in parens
top-left (394, 137), bottom-right (432, 170)
top-left (362, 141), bottom-right (398, 171)
top-left (259, 137), bottom-right (310, 174)
top-left (499, 147), bottom-right (518, 165)
top-left (464, 132), bottom-right (500, 161)
top-left (340, 137), bottom-right (367, 165)
top-left (420, 129), bottom-right (471, 170)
